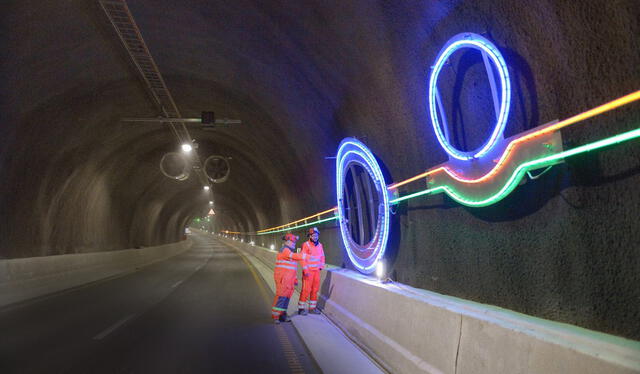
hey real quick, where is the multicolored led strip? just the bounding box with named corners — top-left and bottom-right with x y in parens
top-left (256, 207), bottom-right (337, 234)
top-left (222, 32), bottom-right (639, 275)
top-left (389, 90), bottom-right (640, 190)
top-left (255, 215), bottom-right (338, 235)
top-left (390, 127), bottom-right (640, 206)
top-left (227, 91), bottom-right (639, 237)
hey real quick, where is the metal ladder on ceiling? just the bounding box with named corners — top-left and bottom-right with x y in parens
top-left (99, 0), bottom-right (207, 185)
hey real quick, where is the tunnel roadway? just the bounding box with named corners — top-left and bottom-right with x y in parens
top-left (0, 233), bottom-right (319, 373)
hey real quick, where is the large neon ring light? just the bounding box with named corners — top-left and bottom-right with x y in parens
top-left (429, 32), bottom-right (511, 161)
top-left (336, 138), bottom-right (390, 274)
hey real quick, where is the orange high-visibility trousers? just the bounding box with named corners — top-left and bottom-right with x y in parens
top-left (271, 271), bottom-right (296, 320)
top-left (271, 246), bottom-right (306, 320)
top-left (298, 240), bottom-right (324, 311)
top-left (299, 270), bottom-right (321, 311)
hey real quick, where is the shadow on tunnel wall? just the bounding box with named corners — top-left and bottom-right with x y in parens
top-left (377, 155), bottom-right (402, 276)
top-left (441, 40), bottom-right (540, 153)
top-left (317, 269), bottom-right (333, 311)
top-left (464, 145), bottom-right (640, 222)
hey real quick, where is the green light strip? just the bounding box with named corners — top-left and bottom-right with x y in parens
top-left (392, 127), bottom-right (640, 207)
top-left (249, 127), bottom-right (639, 234)
top-left (257, 216), bottom-right (338, 235)
top-left (390, 188), bottom-right (438, 204)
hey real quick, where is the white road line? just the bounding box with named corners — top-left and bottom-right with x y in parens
top-left (93, 314), bottom-right (136, 340)
top-left (171, 280), bottom-right (184, 288)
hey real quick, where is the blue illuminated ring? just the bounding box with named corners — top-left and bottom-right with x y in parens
top-left (336, 138), bottom-right (390, 274)
top-left (428, 33), bottom-right (511, 160)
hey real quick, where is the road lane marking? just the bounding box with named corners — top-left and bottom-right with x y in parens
top-left (171, 280), bottom-right (184, 288)
top-left (93, 314), bottom-right (136, 340)
top-left (275, 326), bottom-right (306, 374)
top-left (227, 242), bottom-right (306, 374)
top-left (230, 245), bottom-right (271, 305)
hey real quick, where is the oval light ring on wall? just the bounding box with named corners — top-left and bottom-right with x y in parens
top-left (428, 32), bottom-right (511, 161)
top-left (336, 138), bottom-right (390, 274)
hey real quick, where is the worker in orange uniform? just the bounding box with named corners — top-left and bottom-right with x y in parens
top-left (298, 227), bottom-right (325, 315)
top-left (271, 233), bottom-right (307, 324)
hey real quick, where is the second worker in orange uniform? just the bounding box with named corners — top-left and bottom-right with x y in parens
top-left (298, 227), bottom-right (325, 315)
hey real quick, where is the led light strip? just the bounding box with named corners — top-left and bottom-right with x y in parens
top-left (390, 127), bottom-right (640, 206)
top-left (245, 90), bottom-right (640, 235)
top-left (256, 207), bottom-right (337, 233)
top-left (389, 90), bottom-right (640, 190)
top-left (222, 28), bottom-right (639, 276)
top-left (255, 216), bottom-right (338, 235)
top-left (217, 211), bottom-right (337, 236)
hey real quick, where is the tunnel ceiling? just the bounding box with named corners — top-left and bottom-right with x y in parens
top-left (1, 0), bottom-right (639, 261)
top-left (2, 0), bottom-right (640, 341)
top-left (1, 0), bottom-right (350, 256)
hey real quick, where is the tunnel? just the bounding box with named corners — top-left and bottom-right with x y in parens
top-left (1, 1), bottom-right (639, 373)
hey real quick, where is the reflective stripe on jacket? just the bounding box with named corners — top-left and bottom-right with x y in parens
top-left (275, 246), bottom-right (307, 275)
top-left (301, 241), bottom-right (325, 271)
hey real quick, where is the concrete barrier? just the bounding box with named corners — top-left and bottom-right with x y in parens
top-left (319, 269), bottom-right (640, 374)
top-left (215, 234), bottom-right (640, 374)
top-left (0, 239), bottom-right (192, 308)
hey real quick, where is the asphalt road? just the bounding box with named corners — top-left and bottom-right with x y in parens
top-left (0, 234), bottom-right (319, 374)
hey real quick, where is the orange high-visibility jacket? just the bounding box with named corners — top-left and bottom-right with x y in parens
top-left (275, 247), bottom-right (307, 277)
top-left (301, 241), bottom-right (325, 274)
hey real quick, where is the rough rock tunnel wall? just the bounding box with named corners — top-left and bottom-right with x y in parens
top-left (1, 0), bottom-right (639, 340)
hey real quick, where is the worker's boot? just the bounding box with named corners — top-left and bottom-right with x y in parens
top-left (279, 313), bottom-right (291, 323)
top-left (298, 308), bottom-right (307, 316)
top-left (310, 308), bottom-right (321, 315)
top-left (274, 319), bottom-right (280, 325)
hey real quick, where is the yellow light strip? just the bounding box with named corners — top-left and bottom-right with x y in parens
top-left (387, 90), bottom-right (640, 189)
top-left (232, 90), bottom-right (640, 235)
top-left (256, 207), bottom-right (337, 233)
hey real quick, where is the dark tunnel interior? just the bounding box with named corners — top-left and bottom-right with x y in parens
top-left (1, 0), bottom-right (639, 340)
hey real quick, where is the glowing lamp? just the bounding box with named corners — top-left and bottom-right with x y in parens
top-left (376, 261), bottom-right (384, 280)
top-left (181, 143), bottom-right (193, 153)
